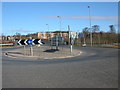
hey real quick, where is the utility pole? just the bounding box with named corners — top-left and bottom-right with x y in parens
top-left (88, 6), bottom-right (93, 47)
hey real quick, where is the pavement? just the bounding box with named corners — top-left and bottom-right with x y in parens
top-left (4, 45), bottom-right (82, 59)
top-left (2, 46), bottom-right (118, 88)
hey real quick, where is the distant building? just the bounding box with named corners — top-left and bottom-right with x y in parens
top-left (37, 31), bottom-right (78, 40)
top-left (0, 36), bottom-right (2, 41)
top-left (37, 32), bottom-right (49, 39)
top-left (7, 36), bottom-right (14, 41)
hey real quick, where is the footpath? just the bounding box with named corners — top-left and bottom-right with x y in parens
top-left (4, 45), bottom-right (82, 59)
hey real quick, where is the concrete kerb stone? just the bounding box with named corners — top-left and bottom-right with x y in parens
top-left (4, 45), bottom-right (83, 59)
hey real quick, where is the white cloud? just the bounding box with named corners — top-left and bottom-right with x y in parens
top-left (44, 16), bottom-right (118, 22)
top-left (9, 29), bottom-right (33, 33)
top-left (2, 0), bottom-right (119, 2)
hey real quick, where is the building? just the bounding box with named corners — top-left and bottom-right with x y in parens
top-left (37, 32), bottom-right (50, 40)
top-left (0, 36), bottom-right (15, 41)
top-left (37, 31), bottom-right (77, 40)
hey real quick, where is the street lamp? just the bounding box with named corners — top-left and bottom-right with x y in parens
top-left (46, 24), bottom-right (52, 48)
top-left (57, 16), bottom-right (62, 37)
top-left (46, 24), bottom-right (49, 30)
top-left (88, 6), bottom-right (93, 47)
top-left (46, 24), bottom-right (49, 39)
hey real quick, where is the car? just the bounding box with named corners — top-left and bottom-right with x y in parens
top-left (82, 44), bottom-right (86, 47)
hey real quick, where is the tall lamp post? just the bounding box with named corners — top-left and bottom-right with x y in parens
top-left (57, 16), bottom-right (62, 37)
top-left (46, 24), bottom-right (53, 49)
top-left (88, 6), bottom-right (93, 47)
top-left (46, 24), bottom-right (50, 39)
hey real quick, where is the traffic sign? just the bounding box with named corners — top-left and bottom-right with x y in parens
top-left (17, 39), bottom-right (44, 45)
top-left (28, 39), bottom-right (33, 45)
top-left (32, 39), bottom-right (43, 45)
top-left (18, 39), bottom-right (26, 45)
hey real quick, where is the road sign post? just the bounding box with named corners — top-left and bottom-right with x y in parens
top-left (30, 45), bottom-right (33, 56)
top-left (56, 35), bottom-right (59, 50)
top-left (70, 44), bottom-right (72, 53)
top-left (17, 39), bottom-right (44, 46)
top-left (24, 45), bottom-right (26, 55)
top-left (50, 33), bottom-right (52, 49)
top-left (17, 39), bottom-right (44, 56)
top-left (70, 38), bottom-right (74, 54)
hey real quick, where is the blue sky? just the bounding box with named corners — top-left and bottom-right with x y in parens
top-left (2, 2), bottom-right (118, 35)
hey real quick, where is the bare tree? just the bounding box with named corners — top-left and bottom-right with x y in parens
top-left (109, 25), bottom-right (116, 33)
top-left (91, 25), bottom-right (100, 44)
top-left (82, 27), bottom-right (90, 38)
top-left (82, 27), bottom-right (90, 44)
top-left (92, 25), bottom-right (100, 32)
top-left (15, 32), bottom-right (21, 39)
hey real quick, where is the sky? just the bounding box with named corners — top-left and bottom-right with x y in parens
top-left (2, 2), bottom-right (118, 36)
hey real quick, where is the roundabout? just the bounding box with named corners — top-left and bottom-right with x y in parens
top-left (2, 46), bottom-right (118, 88)
top-left (4, 45), bottom-right (83, 60)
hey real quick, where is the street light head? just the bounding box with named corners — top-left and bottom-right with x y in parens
top-left (57, 16), bottom-right (61, 18)
top-left (88, 6), bottom-right (90, 8)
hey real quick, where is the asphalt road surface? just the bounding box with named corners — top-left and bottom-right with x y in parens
top-left (2, 46), bottom-right (118, 88)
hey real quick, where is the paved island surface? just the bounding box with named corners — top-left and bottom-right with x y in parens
top-left (3, 45), bottom-right (82, 59)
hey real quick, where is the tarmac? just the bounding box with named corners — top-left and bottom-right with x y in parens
top-left (4, 45), bottom-right (82, 59)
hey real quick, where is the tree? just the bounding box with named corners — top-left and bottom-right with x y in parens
top-left (1, 33), bottom-right (5, 36)
top-left (82, 27), bottom-right (90, 38)
top-left (109, 25), bottom-right (116, 33)
top-left (92, 25), bottom-right (100, 32)
top-left (15, 32), bottom-right (21, 39)
top-left (82, 27), bottom-right (90, 44)
top-left (91, 25), bottom-right (101, 44)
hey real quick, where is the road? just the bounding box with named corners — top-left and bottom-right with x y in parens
top-left (2, 46), bottom-right (118, 88)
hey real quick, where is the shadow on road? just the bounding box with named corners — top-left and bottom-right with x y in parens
top-left (43, 49), bottom-right (59, 53)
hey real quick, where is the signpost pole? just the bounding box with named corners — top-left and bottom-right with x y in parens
top-left (70, 44), bottom-right (72, 53)
top-left (24, 45), bottom-right (26, 55)
top-left (17, 38), bottom-right (44, 56)
top-left (70, 38), bottom-right (74, 54)
top-left (56, 35), bottom-right (58, 50)
top-left (30, 45), bottom-right (33, 56)
top-left (51, 39), bottom-right (52, 49)
top-left (62, 38), bottom-right (63, 50)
